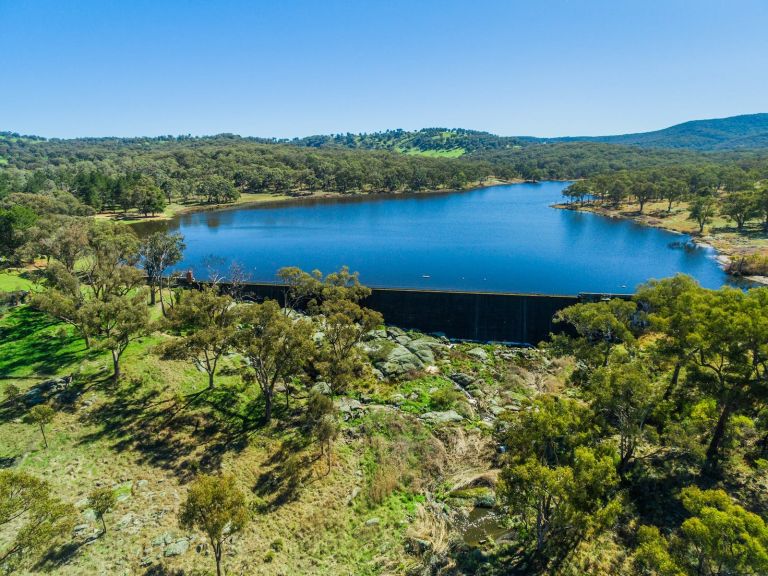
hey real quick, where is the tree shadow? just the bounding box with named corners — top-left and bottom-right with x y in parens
top-left (251, 427), bottom-right (316, 508)
top-left (34, 538), bottom-right (93, 573)
top-left (76, 376), bottom-right (254, 482)
top-left (0, 307), bottom-right (94, 377)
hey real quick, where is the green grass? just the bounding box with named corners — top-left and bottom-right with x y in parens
top-left (0, 270), bottom-right (34, 292)
top-left (400, 147), bottom-right (466, 158)
top-left (0, 307), bottom-right (90, 378)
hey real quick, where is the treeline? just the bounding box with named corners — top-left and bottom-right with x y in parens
top-left (0, 134), bottom-right (503, 216)
top-left (563, 164), bottom-right (768, 242)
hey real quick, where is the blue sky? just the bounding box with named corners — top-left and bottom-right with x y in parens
top-left (1, 0), bottom-right (766, 138)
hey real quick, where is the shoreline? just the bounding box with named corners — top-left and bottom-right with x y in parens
top-left (110, 177), bottom-right (523, 225)
top-left (553, 202), bottom-right (768, 286)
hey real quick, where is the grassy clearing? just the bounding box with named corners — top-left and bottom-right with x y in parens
top-left (95, 192), bottom-right (298, 224)
top-left (0, 270), bottom-right (35, 292)
top-left (401, 147), bottom-right (466, 158)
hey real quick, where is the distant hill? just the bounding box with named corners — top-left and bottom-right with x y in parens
top-left (292, 114), bottom-right (768, 155)
top-left (292, 128), bottom-right (532, 157)
top-left (550, 113), bottom-right (768, 150)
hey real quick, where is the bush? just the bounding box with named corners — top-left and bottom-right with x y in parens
top-left (429, 387), bottom-right (464, 410)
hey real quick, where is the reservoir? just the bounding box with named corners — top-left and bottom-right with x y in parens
top-left (138, 181), bottom-right (736, 294)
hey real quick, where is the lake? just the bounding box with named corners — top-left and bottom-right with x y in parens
top-left (136, 181), bottom-right (738, 295)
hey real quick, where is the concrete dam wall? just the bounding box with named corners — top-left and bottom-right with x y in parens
top-left (186, 281), bottom-right (628, 344)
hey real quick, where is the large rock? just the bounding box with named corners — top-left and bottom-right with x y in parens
top-left (335, 397), bottom-right (364, 417)
top-left (375, 344), bottom-right (424, 378)
top-left (467, 347), bottom-right (489, 362)
top-left (405, 338), bottom-right (437, 365)
top-left (420, 410), bottom-right (464, 425)
top-left (163, 538), bottom-right (189, 557)
top-left (449, 372), bottom-right (475, 388)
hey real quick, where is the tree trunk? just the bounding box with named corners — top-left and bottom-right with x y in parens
top-left (101, 515), bottom-right (107, 535)
top-left (208, 371), bottom-right (215, 390)
top-left (663, 362), bottom-right (682, 401)
top-left (150, 283), bottom-right (156, 305)
top-left (215, 543), bottom-right (223, 576)
top-left (264, 391), bottom-right (273, 423)
top-left (705, 402), bottom-right (733, 468)
top-left (40, 424), bottom-right (48, 449)
top-left (112, 350), bottom-right (121, 384)
top-left (159, 278), bottom-right (166, 316)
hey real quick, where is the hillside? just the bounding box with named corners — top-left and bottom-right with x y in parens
top-left (292, 128), bottom-right (531, 157)
top-left (552, 113), bottom-right (768, 150)
top-left (291, 114), bottom-right (768, 156)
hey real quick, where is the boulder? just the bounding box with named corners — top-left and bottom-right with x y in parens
top-left (405, 338), bottom-right (436, 364)
top-left (365, 517), bottom-right (380, 527)
top-left (375, 344), bottom-right (424, 378)
top-left (449, 372), bottom-right (475, 388)
top-left (420, 410), bottom-right (464, 425)
top-left (311, 382), bottom-right (332, 395)
top-left (335, 397), bottom-right (364, 417)
top-left (467, 347), bottom-right (489, 362)
top-left (163, 538), bottom-right (189, 557)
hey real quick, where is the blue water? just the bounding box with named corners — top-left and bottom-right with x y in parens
top-left (141, 181), bottom-right (737, 294)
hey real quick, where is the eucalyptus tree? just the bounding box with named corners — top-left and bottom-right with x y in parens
top-left (238, 299), bottom-right (314, 423)
top-left (688, 195), bottom-right (717, 234)
top-left (497, 396), bottom-right (619, 567)
top-left (685, 287), bottom-right (768, 468)
top-left (162, 287), bottom-right (240, 391)
top-left (635, 275), bottom-right (702, 398)
top-left (721, 191), bottom-right (760, 230)
top-left (0, 470), bottom-right (75, 571)
top-left (139, 231), bottom-right (185, 310)
top-left (179, 474), bottom-right (250, 576)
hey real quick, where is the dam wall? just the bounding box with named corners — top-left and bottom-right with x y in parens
top-left (180, 280), bottom-right (630, 344)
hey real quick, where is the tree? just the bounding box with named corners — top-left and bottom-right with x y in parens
top-left (499, 447), bottom-right (620, 565)
top-left (755, 184), bottom-right (768, 232)
top-left (80, 291), bottom-right (151, 383)
top-left (686, 288), bottom-right (768, 468)
top-left (197, 175), bottom-right (239, 204)
top-left (0, 205), bottom-right (37, 262)
top-left (179, 474), bottom-right (250, 576)
top-left (663, 178), bottom-right (688, 213)
top-left (26, 404), bottom-right (55, 449)
top-left (688, 196), bottom-right (716, 234)
top-left (635, 275), bottom-right (702, 399)
top-left (305, 390), bottom-right (339, 472)
top-left (720, 191), bottom-right (759, 231)
top-left (87, 487), bottom-right (116, 535)
top-left (162, 288), bottom-right (240, 390)
top-left (139, 231), bottom-right (185, 309)
top-left (315, 298), bottom-right (382, 396)
top-left (589, 359), bottom-right (662, 473)
top-left (632, 180), bottom-right (657, 213)
top-left (563, 181), bottom-right (591, 205)
top-left (3, 383), bottom-right (20, 405)
top-left (554, 298), bottom-right (637, 369)
top-left (0, 470), bottom-right (75, 571)
top-left (238, 299), bottom-right (314, 423)
top-left (132, 177), bottom-right (167, 216)
top-left (634, 488), bottom-right (768, 576)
